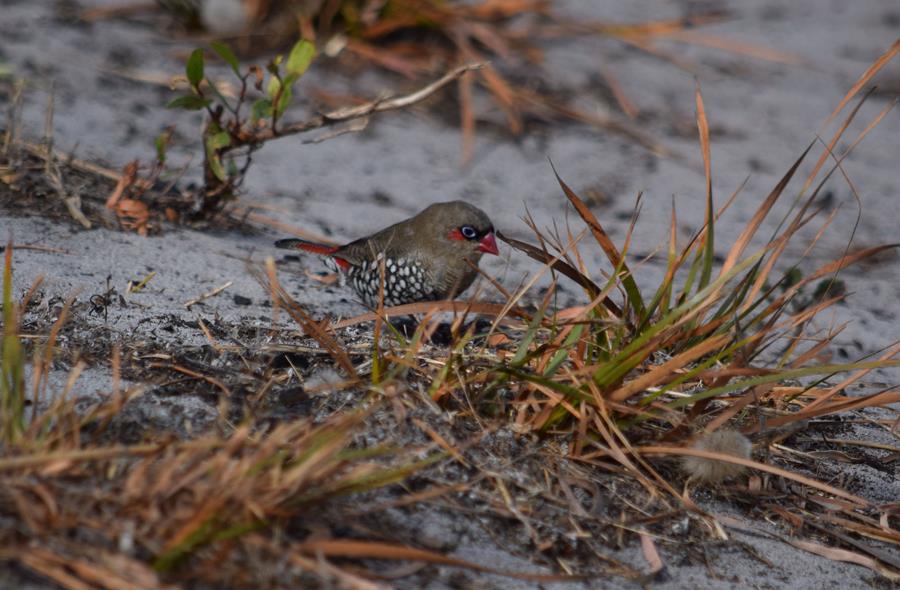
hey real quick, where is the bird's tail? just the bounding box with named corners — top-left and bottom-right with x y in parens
top-left (274, 238), bottom-right (340, 255)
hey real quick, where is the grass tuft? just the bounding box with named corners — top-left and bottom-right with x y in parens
top-left (1, 240), bottom-right (26, 443)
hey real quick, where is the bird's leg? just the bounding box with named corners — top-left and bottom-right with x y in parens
top-left (389, 316), bottom-right (420, 339)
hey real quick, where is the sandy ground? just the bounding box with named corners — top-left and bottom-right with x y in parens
top-left (1, 0), bottom-right (899, 588)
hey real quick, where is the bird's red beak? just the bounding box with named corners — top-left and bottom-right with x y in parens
top-left (478, 232), bottom-right (499, 255)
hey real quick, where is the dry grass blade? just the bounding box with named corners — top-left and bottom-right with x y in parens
top-left (17, 549), bottom-right (99, 590)
top-left (598, 65), bottom-right (640, 118)
top-left (695, 81), bottom-right (714, 291)
top-left (795, 87), bottom-right (876, 206)
top-left (478, 66), bottom-right (523, 135)
top-left (330, 299), bottom-right (531, 330)
top-left (805, 521), bottom-right (900, 570)
top-left (805, 244), bottom-right (899, 282)
top-left (815, 514), bottom-right (900, 547)
top-left (251, 258), bottom-right (357, 377)
top-left (660, 30), bottom-right (804, 65)
top-left (720, 143), bottom-right (813, 276)
top-left (608, 334), bottom-right (731, 402)
top-left (294, 539), bottom-right (586, 582)
top-left (41, 92), bottom-right (91, 229)
top-left (0, 444), bottom-right (163, 472)
top-left (761, 390), bottom-right (900, 430)
top-left (497, 230), bottom-right (622, 318)
top-left (638, 446), bottom-right (869, 506)
top-left (639, 532), bottom-right (664, 575)
top-left (582, 15), bottom-right (728, 38)
top-left (549, 161), bottom-right (644, 319)
top-left (823, 38), bottom-right (900, 128)
top-left (788, 539), bottom-right (900, 581)
top-left (147, 362), bottom-right (232, 397)
top-left (802, 342), bottom-right (900, 412)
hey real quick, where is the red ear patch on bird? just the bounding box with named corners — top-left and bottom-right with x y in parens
top-left (478, 232), bottom-right (499, 255)
top-left (332, 257), bottom-right (351, 271)
top-left (447, 228), bottom-right (465, 242)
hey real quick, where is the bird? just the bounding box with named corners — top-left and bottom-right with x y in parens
top-left (275, 201), bottom-right (499, 308)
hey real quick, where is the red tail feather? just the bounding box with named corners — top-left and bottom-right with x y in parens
top-left (274, 238), bottom-right (350, 271)
top-left (274, 238), bottom-right (340, 255)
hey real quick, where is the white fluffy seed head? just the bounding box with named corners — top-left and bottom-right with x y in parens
top-left (681, 429), bottom-right (752, 485)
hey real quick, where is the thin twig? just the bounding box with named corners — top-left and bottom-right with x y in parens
top-left (2, 80), bottom-right (25, 155)
top-left (184, 280), bottom-right (233, 309)
top-left (302, 117), bottom-right (370, 144)
top-left (147, 362), bottom-right (232, 397)
top-left (249, 62), bottom-right (486, 142)
top-left (0, 244), bottom-right (71, 255)
top-left (41, 90), bottom-right (91, 229)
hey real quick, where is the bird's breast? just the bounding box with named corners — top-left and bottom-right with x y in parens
top-left (346, 255), bottom-right (434, 307)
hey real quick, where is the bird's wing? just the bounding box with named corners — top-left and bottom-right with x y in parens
top-left (336, 222), bottom-right (412, 265)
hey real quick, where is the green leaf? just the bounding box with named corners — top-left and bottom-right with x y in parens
top-left (543, 324), bottom-right (584, 378)
top-left (166, 95), bottom-right (212, 110)
top-left (206, 150), bottom-right (227, 182)
top-left (275, 84), bottom-right (292, 116)
top-left (266, 76), bottom-right (281, 101)
top-left (186, 48), bottom-right (205, 89)
top-left (205, 130), bottom-right (231, 182)
top-left (154, 133), bottom-right (168, 164)
top-left (210, 41), bottom-right (240, 76)
top-left (250, 99), bottom-right (272, 123)
top-left (285, 39), bottom-right (315, 78)
top-left (510, 303), bottom-right (545, 367)
top-left (207, 130), bottom-right (231, 151)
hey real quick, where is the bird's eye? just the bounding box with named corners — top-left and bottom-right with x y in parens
top-left (460, 225), bottom-right (478, 239)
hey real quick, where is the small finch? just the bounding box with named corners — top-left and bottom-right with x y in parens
top-left (275, 201), bottom-right (499, 308)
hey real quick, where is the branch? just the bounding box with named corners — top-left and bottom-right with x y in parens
top-left (247, 62), bottom-right (487, 142)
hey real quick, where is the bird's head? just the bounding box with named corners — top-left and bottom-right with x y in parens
top-left (418, 201), bottom-right (498, 258)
